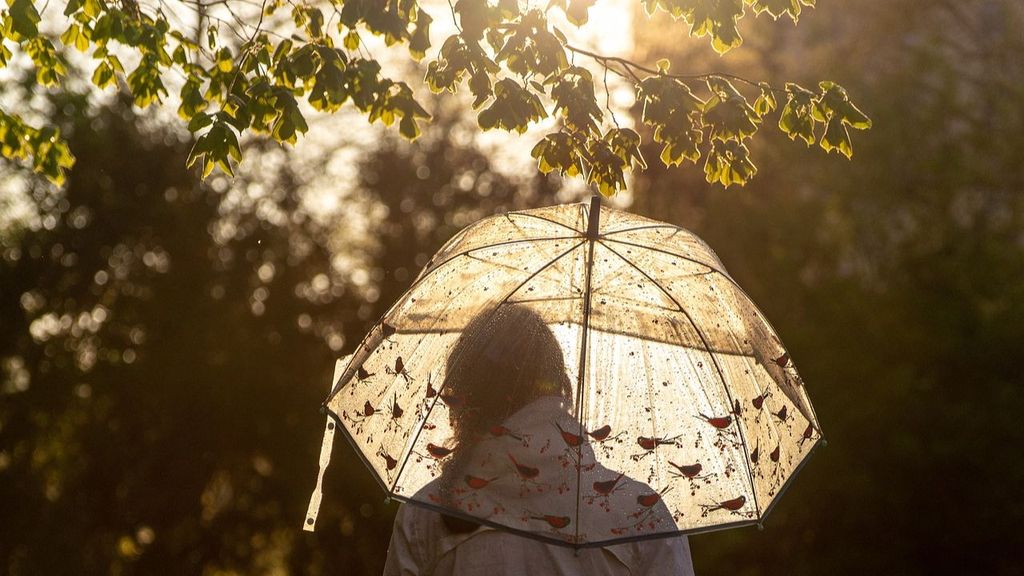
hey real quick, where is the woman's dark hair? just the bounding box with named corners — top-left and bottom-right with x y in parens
top-left (438, 303), bottom-right (572, 533)
top-left (443, 303), bottom-right (572, 440)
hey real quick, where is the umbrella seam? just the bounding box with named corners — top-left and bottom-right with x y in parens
top-left (601, 223), bottom-right (686, 237)
top-left (602, 223), bottom-right (725, 263)
top-left (598, 240), bottom-right (763, 520)
top-left (572, 233), bottom-right (597, 547)
top-left (602, 237), bottom-right (729, 279)
top-left (384, 489), bottom-right (767, 549)
top-left (408, 235), bottom-right (580, 296)
top-left (505, 209), bottom-right (586, 235)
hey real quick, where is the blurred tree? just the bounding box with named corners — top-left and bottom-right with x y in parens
top-left (0, 0), bottom-right (867, 191)
top-left (0, 83), bottom-right (559, 574)
top-left (631, 0), bottom-right (1024, 574)
top-left (0, 88), bottom-right (366, 574)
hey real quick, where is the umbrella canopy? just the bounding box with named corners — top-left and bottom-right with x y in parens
top-left (311, 197), bottom-right (822, 548)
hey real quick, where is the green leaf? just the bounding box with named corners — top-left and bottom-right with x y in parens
top-left (606, 127), bottom-right (647, 171)
top-left (704, 140), bottom-right (756, 187)
top-left (216, 47), bottom-right (234, 73)
top-left (64, 0), bottom-right (83, 16)
top-left (778, 83), bottom-right (816, 145)
top-left (126, 55), bottom-right (168, 107)
top-left (478, 79), bottom-right (546, 134)
top-left (187, 112), bottom-right (213, 132)
top-left (187, 120), bottom-right (241, 178)
top-left (408, 12), bottom-right (432, 60)
top-left (270, 91), bottom-right (308, 144)
top-left (469, 72), bottom-right (492, 108)
top-left (754, 82), bottom-right (777, 116)
top-left (9, 0), bottom-right (42, 40)
top-left (549, 66), bottom-right (602, 135)
top-left (399, 115), bottom-right (420, 140)
top-left (819, 117), bottom-right (853, 158)
top-left (531, 132), bottom-right (583, 177)
top-left (566, 0), bottom-right (596, 25)
top-left (82, 0), bottom-right (103, 19)
top-left (587, 138), bottom-right (627, 196)
top-left (91, 60), bottom-right (115, 88)
top-left (343, 31), bottom-right (360, 51)
top-left (703, 77), bottom-right (760, 141)
top-left (817, 80), bottom-right (871, 130)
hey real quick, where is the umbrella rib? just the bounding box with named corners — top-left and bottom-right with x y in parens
top-left (600, 223), bottom-right (685, 236)
top-left (598, 240), bottom-right (763, 519)
top-left (572, 234), bottom-right (598, 546)
top-left (601, 238), bottom-right (727, 277)
top-left (406, 235), bottom-right (582, 299)
top-left (505, 208), bottom-right (586, 235)
top-left (388, 485), bottom-right (769, 549)
top-left (387, 239), bottom-right (587, 494)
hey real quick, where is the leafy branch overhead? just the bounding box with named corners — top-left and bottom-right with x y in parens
top-left (0, 0), bottom-right (869, 192)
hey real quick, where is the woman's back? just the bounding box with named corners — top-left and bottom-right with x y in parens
top-left (384, 503), bottom-right (695, 576)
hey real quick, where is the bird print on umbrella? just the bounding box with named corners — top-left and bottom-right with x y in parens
top-left (632, 434), bottom-right (683, 461)
top-left (700, 495), bottom-right (749, 517)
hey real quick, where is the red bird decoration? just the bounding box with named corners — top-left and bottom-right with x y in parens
top-left (773, 406), bottom-right (789, 422)
top-left (752, 391), bottom-right (769, 410)
top-left (531, 515), bottom-right (571, 529)
top-left (637, 435), bottom-right (678, 450)
top-left (698, 413), bottom-right (732, 429)
top-left (593, 473), bottom-right (625, 496)
top-left (588, 424), bottom-right (612, 441)
top-left (800, 423), bottom-right (815, 445)
top-left (703, 495), bottom-right (746, 513)
top-left (489, 425), bottom-right (524, 441)
top-left (637, 493), bottom-right (662, 507)
top-left (508, 454), bottom-right (540, 479)
top-left (426, 443), bottom-right (454, 459)
top-left (669, 462), bottom-right (703, 478)
top-left (464, 475), bottom-right (497, 489)
top-left (555, 422), bottom-right (584, 447)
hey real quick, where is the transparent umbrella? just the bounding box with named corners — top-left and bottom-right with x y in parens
top-left (304, 197), bottom-right (822, 548)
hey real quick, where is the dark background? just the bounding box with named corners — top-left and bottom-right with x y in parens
top-left (2, 0), bottom-right (1023, 574)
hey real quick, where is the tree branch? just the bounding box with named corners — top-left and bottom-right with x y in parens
top-left (564, 43), bottom-right (787, 93)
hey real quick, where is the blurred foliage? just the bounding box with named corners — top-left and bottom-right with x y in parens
top-left (1, 0), bottom-right (866, 191)
top-left (631, 0), bottom-right (1024, 573)
top-left (0, 87), bottom-right (557, 574)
